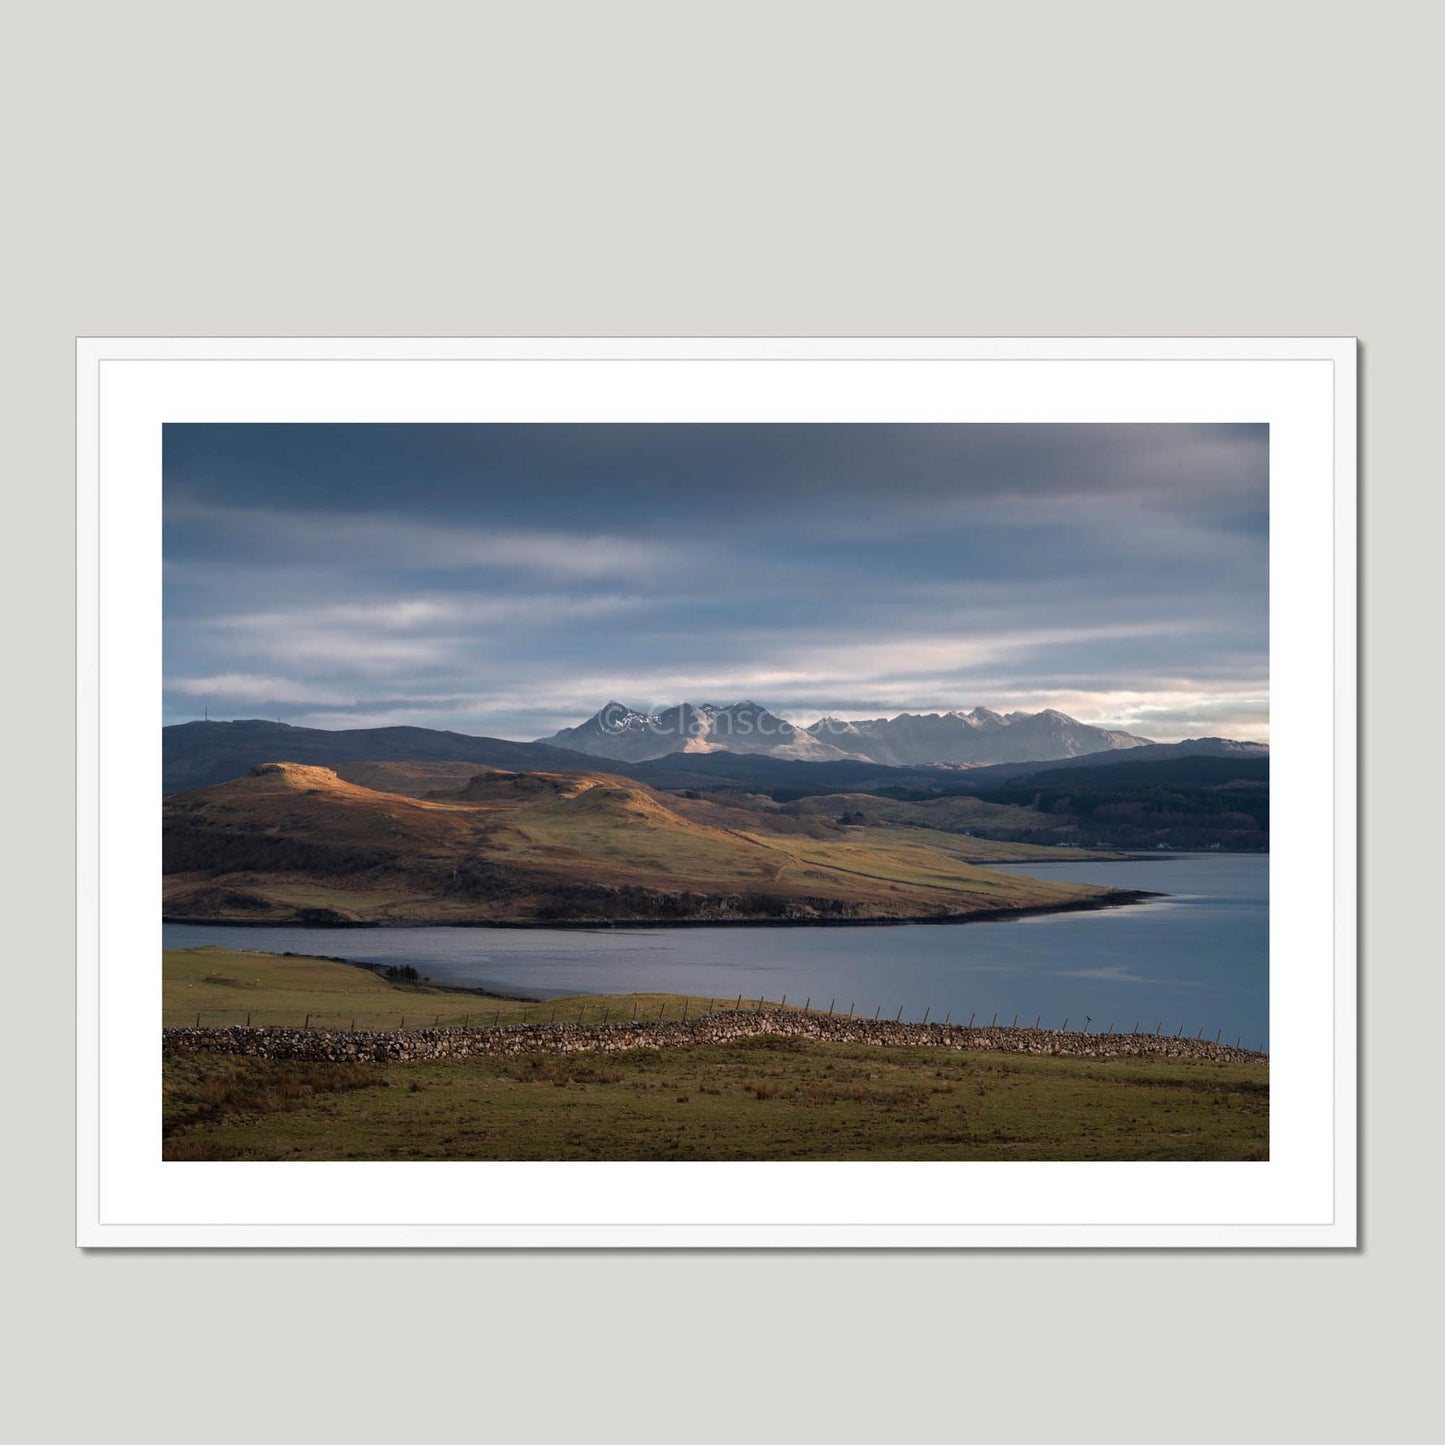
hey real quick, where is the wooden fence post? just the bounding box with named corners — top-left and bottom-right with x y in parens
top-left (304, 1013), bottom-right (310, 1030)
top-left (990, 1012), bottom-right (998, 1028)
top-left (943, 1011), bottom-right (951, 1027)
top-left (1034, 1015), bottom-right (1041, 1030)
top-left (1062, 1018), bottom-right (1069, 1032)
top-left (1012, 1014), bottom-right (1018, 1028)
top-left (967, 1011), bottom-right (975, 1028)
top-left (829, 998), bottom-right (835, 1016)
top-left (895, 1005), bottom-right (903, 1022)
top-left (848, 1001), bottom-right (855, 1018)
top-left (803, 997), bottom-right (811, 1014)
top-left (922, 1006), bottom-right (931, 1025)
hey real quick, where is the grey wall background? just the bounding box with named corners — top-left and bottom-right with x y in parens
top-left (6, 2), bottom-right (1436, 1441)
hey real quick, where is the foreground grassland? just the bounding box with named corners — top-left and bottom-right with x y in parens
top-left (164, 946), bottom-right (730, 1030)
top-left (163, 1041), bottom-right (1268, 1161)
top-left (163, 949), bottom-right (1267, 1162)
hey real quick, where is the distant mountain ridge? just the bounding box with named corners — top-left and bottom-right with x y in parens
top-left (805, 707), bottom-right (1152, 765)
top-left (162, 718), bottom-right (600, 795)
top-left (621, 736), bottom-right (1267, 798)
top-left (537, 701), bottom-right (1153, 766)
top-left (163, 719), bottom-right (1262, 799)
top-left (933, 735), bottom-right (1271, 790)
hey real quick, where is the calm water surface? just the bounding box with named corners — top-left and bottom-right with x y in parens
top-left (164, 853), bottom-right (1269, 1048)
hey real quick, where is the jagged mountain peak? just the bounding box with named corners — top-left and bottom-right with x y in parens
top-left (539, 698), bottom-right (847, 763)
top-left (538, 701), bottom-right (1154, 767)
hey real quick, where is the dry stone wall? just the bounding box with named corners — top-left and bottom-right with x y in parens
top-left (163, 1010), bottom-right (1267, 1066)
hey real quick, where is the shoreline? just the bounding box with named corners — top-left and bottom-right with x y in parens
top-left (162, 887), bottom-right (1164, 933)
top-left (309, 957), bottom-right (541, 1003)
top-left (991, 849), bottom-right (1268, 865)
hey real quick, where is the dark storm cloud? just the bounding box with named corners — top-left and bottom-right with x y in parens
top-left (163, 424), bottom-right (1268, 742)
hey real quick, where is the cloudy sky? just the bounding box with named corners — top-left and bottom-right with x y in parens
top-left (163, 423), bottom-right (1269, 743)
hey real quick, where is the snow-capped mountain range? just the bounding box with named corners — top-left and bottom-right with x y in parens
top-left (536, 701), bottom-right (1155, 767)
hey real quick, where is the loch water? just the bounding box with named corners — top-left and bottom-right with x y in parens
top-left (164, 853), bottom-right (1269, 1049)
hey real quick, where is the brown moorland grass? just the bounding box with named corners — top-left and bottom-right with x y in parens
top-left (163, 1037), bottom-right (1268, 1162)
top-left (162, 761), bottom-right (1123, 924)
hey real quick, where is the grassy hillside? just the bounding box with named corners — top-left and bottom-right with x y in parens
top-left (772, 791), bottom-right (1092, 850)
top-left (163, 762), bottom-right (1129, 924)
top-left (332, 760), bottom-right (498, 796)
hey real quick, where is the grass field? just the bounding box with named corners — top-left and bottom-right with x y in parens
top-left (163, 948), bottom-right (1268, 1162)
top-left (163, 1040), bottom-right (1268, 1161)
top-left (164, 946), bottom-right (733, 1030)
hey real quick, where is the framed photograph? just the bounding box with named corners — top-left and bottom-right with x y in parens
top-left (77, 336), bottom-right (1356, 1247)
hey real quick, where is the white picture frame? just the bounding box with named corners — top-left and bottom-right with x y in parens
top-left (77, 336), bottom-right (1356, 1248)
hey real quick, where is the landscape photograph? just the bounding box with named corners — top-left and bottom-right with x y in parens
top-left (161, 422), bottom-right (1269, 1162)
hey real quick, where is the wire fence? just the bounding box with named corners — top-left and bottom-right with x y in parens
top-left (163, 993), bottom-right (1268, 1055)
